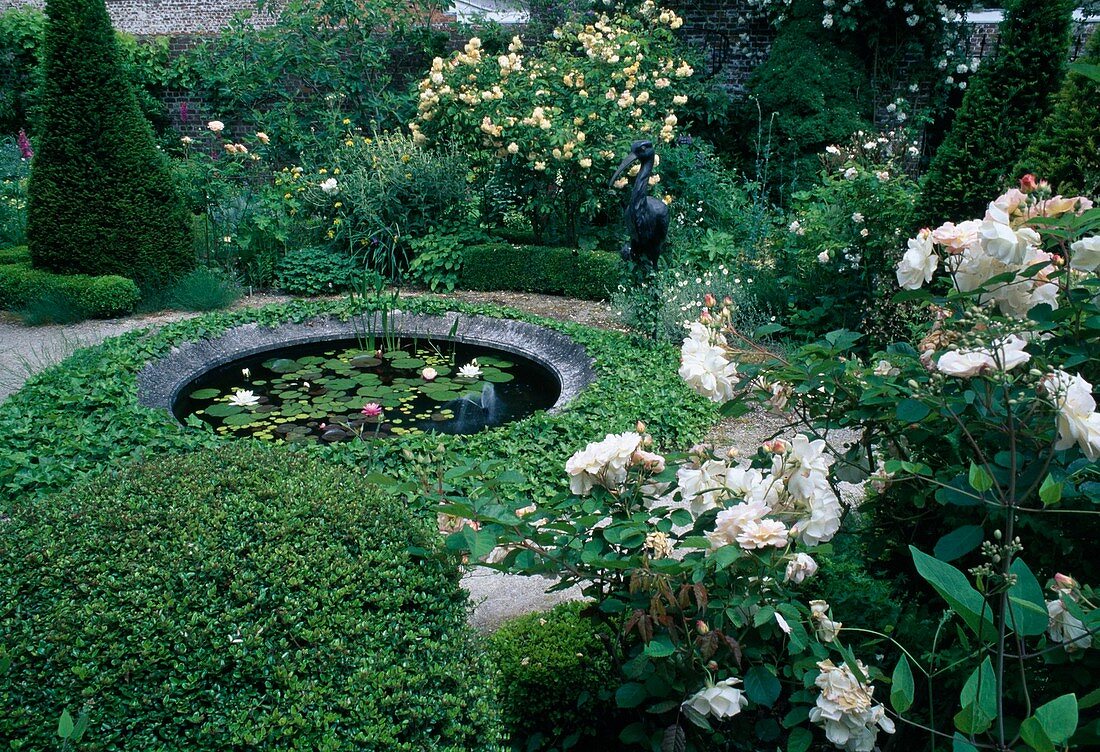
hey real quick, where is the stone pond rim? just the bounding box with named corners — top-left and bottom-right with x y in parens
top-left (137, 311), bottom-right (598, 421)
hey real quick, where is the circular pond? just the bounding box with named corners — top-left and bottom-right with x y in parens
top-left (175, 338), bottom-right (560, 442)
top-left (137, 311), bottom-right (598, 443)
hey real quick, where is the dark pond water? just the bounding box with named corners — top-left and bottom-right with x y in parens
top-left (174, 338), bottom-right (560, 442)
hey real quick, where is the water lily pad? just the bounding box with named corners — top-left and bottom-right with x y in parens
top-left (205, 403), bottom-right (244, 418)
top-left (477, 356), bottom-right (513, 368)
top-left (351, 355), bottom-right (382, 368)
top-left (391, 357), bottom-right (426, 370)
top-left (223, 413), bottom-right (257, 426)
top-left (189, 388), bottom-right (221, 400)
top-left (483, 371), bottom-right (515, 383)
top-left (263, 358), bottom-right (299, 373)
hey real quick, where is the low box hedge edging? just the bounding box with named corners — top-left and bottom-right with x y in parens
top-left (0, 297), bottom-right (714, 505)
top-left (0, 260), bottom-right (140, 318)
top-left (0, 443), bottom-right (500, 751)
top-left (458, 243), bottom-right (622, 301)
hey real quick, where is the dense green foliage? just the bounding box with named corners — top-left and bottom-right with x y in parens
top-left (489, 602), bottom-right (618, 751)
top-left (0, 7), bottom-right (44, 135)
top-left (26, 0), bottom-right (190, 287)
top-left (183, 0), bottom-right (444, 160)
top-left (0, 259), bottom-right (140, 318)
top-left (1016, 27), bottom-right (1100, 196)
top-left (0, 443), bottom-right (500, 750)
top-left (275, 246), bottom-right (359, 295)
top-left (918, 0), bottom-right (1076, 221)
top-left (460, 243), bottom-right (621, 301)
top-left (0, 298), bottom-right (713, 503)
top-left (744, 0), bottom-right (871, 188)
top-left (155, 266), bottom-right (243, 311)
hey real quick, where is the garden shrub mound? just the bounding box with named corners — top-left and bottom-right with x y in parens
top-left (460, 243), bottom-right (620, 301)
top-left (0, 260), bottom-right (139, 318)
top-left (489, 601), bottom-right (618, 751)
top-left (0, 442), bottom-right (500, 751)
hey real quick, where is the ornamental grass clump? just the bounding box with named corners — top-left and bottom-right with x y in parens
top-left (26, 0), bottom-right (190, 287)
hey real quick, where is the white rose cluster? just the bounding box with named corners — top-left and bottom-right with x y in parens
top-left (936, 333), bottom-right (1030, 378)
top-left (679, 321), bottom-right (738, 402)
top-left (677, 434), bottom-right (842, 556)
top-left (565, 431), bottom-right (666, 496)
top-left (896, 184), bottom-right (1095, 318)
top-left (809, 660), bottom-right (896, 752)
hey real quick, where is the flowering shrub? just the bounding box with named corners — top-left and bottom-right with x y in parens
top-left (670, 178), bottom-right (1100, 749)
top-left (779, 130), bottom-right (920, 342)
top-left (439, 409), bottom-right (888, 750)
top-left (0, 136), bottom-right (28, 247)
top-left (410, 1), bottom-right (705, 245)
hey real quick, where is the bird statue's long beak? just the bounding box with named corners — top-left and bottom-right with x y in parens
top-left (609, 152), bottom-right (638, 188)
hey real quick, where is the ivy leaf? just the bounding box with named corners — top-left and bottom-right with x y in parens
top-left (910, 546), bottom-right (995, 640)
top-left (890, 655), bottom-right (915, 714)
top-left (744, 666), bottom-right (781, 707)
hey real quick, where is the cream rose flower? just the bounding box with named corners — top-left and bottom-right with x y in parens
top-left (682, 678), bottom-right (747, 719)
top-left (785, 553), bottom-right (819, 584)
top-left (1070, 236), bottom-right (1100, 272)
top-left (896, 230), bottom-right (937, 289)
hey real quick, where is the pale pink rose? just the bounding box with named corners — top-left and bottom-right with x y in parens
top-left (735, 518), bottom-right (789, 550)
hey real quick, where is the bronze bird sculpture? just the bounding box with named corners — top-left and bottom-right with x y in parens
top-left (609, 139), bottom-right (669, 269)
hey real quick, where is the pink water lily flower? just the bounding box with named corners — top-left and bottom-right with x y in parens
top-left (361, 402), bottom-right (383, 418)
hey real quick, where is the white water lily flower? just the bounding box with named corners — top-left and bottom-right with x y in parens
top-left (682, 677), bottom-right (747, 720)
top-left (229, 390), bottom-right (260, 407)
top-left (457, 361), bottom-right (482, 378)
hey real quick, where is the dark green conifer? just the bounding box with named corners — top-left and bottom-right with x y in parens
top-left (26, 0), bottom-right (190, 286)
top-left (1015, 27), bottom-right (1100, 196)
top-left (919, 0), bottom-right (1076, 221)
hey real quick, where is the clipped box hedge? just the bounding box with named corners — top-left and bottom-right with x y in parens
top-left (0, 443), bottom-right (501, 751)
top-left (0, 245), bottom-right (30, 266)
top-left (0, 260), bottom-right (140, 318)
top-left (459, 243), bottom-right (621, 301)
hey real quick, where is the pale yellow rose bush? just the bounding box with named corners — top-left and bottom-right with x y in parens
top-left (409, 1), bottom-right (705, 244)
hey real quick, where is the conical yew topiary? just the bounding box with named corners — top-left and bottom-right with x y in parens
top-left (918, 0), bottom-right (1075, 222)
top-left (1015, 27), bottom-right (1100, 197)
top-left (26, 0), bottom-right (190, 287)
